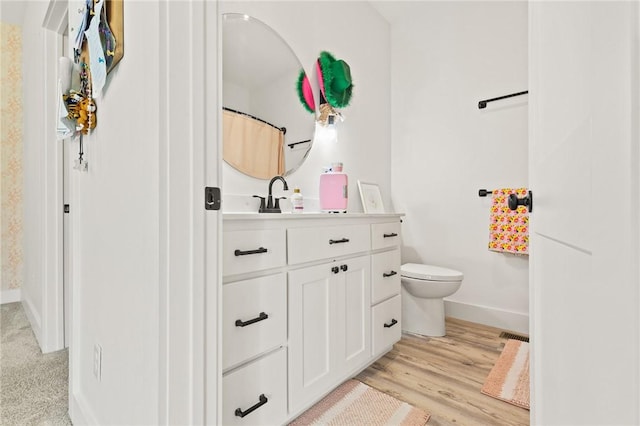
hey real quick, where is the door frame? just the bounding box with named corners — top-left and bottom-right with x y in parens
top-left (39, 0), bottom-right (69, 353)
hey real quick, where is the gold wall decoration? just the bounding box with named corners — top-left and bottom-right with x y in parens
top-left (106, 0), bottom-right (124, 73)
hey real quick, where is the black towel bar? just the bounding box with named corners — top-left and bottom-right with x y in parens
top-left (478, 91), bottom-right (528, 109)
top-left (478, 189), bottom-right (493, 197)
top-left (288, 139), bottom-right (312, 149)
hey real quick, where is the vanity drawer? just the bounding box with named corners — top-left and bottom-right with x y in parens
top-left (223, 273), bottom-right (287, 370)
top-left (223, 229), bottom-right (286, 276)
top-left (371, 294), bottom-right (402, 357)
top-left (371, 222), bottom-right (401, 250)
top-left (287, 224), bottom-right (370, 265)
top-left (371, 249), bottom-right (401, 305)
top-left (222, 348), bottom-right (287, 426)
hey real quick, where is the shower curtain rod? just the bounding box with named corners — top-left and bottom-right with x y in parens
top-left (223, 107), bottom-right (286, 134)
top-left (478, 91), bottom-right (528, 109)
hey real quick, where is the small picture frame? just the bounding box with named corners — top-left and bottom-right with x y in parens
top-left (358, 181), bottom-right (385, 213)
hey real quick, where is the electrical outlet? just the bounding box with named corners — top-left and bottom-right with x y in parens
top-left (93, 344), bottom-right (102, 381)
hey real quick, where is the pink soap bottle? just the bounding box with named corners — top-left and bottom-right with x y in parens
top-left (319, 163), bottom-right (348, 213)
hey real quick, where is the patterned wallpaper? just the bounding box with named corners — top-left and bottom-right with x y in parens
top-left (1, 22), bottom-right (23, 291)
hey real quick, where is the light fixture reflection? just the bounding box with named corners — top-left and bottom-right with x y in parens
top-left (315, 103), bottom-right (344, 144)
top-left (314, 120), bottom-right (338, 144)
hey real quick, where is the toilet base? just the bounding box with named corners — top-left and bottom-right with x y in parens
top-left (401, 287), bottom-right (447, 337)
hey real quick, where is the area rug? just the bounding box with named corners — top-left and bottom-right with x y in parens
top-left (289, 379), bottom-right (430, 425)
top-left (481, 339), bottom-right (530, 410)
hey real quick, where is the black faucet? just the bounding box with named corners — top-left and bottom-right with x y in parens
top-left (254, 175), bottom-right (289, 213)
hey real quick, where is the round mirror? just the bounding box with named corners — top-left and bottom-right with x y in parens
top-left (222, 13), bottom-right (315, 180)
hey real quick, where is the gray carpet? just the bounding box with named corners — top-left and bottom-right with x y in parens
top-left (0, 302), bottom-right (72, 425)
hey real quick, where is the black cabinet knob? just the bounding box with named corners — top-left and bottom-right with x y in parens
top-left (508, 191), bottom-right (533, 213)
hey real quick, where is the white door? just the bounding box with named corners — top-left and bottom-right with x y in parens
top-left (529, 2), bottom-right (639, 424)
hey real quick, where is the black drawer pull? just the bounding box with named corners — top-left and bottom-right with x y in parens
top-left (329, 238), bottom-right (350, 245)
top-left (383, 233), bottom-right (398, 238)
top-left (235, 312), bottom-right (268, 327)
top-left (341, 264), bottom-right (348, 272)
top-left (331, 266), bottom-right (340, 274)
top-left (384, 319), bottom-right (398, 328)
top-left (234, 247), bottom-right (268, 256)
top-left (383, 271), bottom-right (397, 278)
top-left (235, 394), bottom-right (268, 418)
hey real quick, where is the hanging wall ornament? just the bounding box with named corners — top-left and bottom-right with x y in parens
top-left (316, 51), bottom-right (353, 109)
top-left (62, 90), bottom-right (97, 135)
top-left (83, 0), bottom-right (108, 98)
top-left (296, 69), bottom-right (315, 113)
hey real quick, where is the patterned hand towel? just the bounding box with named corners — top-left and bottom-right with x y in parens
top-left (488, 188), bottom-right (529, 255)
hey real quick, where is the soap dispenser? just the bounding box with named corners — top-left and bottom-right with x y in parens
top-left (291, 188), bottom-right (304, 213)
top-left (319, 163), bottom-right (348, 213)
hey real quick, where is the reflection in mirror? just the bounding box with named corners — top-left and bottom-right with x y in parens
top-left (222, 13), bottom-right (315, 180)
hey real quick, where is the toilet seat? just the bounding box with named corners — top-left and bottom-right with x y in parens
top-left (401, 263), bottom-right (463, 282)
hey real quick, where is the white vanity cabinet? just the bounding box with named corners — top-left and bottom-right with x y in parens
top-left (370, 222), bottom-right (403, 357)
top-left (222, 227), bottom-right (289, 426)
top-left (288, 255), bottom-right (371, 414)
top-left (222, 213), bottom-right (402, 425)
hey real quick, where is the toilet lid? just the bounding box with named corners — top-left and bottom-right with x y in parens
top-left (401, 263), bottom-right (464, 282)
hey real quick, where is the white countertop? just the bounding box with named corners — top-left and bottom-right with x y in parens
top-left (223, 212), bottom-right (405, 220)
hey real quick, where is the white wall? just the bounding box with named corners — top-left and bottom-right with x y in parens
top-left (64, 1), bottom-right (161, 422)
top-left (378, 1), bottom-right (529, 332)
top-left (220, 1), bottom-right (391, 214)
top-left (0, 1), bottom-right (25, 24)
top-left (57, 1), bottom-right (216, 423)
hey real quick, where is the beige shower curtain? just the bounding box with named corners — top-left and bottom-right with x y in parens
top-left (223, 109), bottom-right (284, 179)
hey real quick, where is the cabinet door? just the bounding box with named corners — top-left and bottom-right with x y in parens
top-left (287, 224), bottom-right (370, 265)
top-left (371, 249), bottom-right (401, 305)
top-left (222, 273), bottom-right (287, 371)
top-left (371, 222), bottom-right (401, 250)
top-left (372, 294), bottom-right (402, 357)
top-left (288, 263), bottom-right (339, 413)
top-left (335, 255), bottom-right (371, 378)
top-left (222, 348), bottom-right (287, 426)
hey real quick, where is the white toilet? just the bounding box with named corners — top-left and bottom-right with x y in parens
top-left (401, 263), bottom-right (464, 337)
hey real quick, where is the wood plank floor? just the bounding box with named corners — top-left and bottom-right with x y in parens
top-left (356, 317), bottom-right (530, 426)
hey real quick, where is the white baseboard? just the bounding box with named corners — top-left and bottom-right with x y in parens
top-left (22, 296), bottom-right (43, 349)
top-left (70, 391), bottom-right (98, 425)
top-left (444, 299), bottom-right (529, 335)
top-left (0, 288), bottom-right (21, 304)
